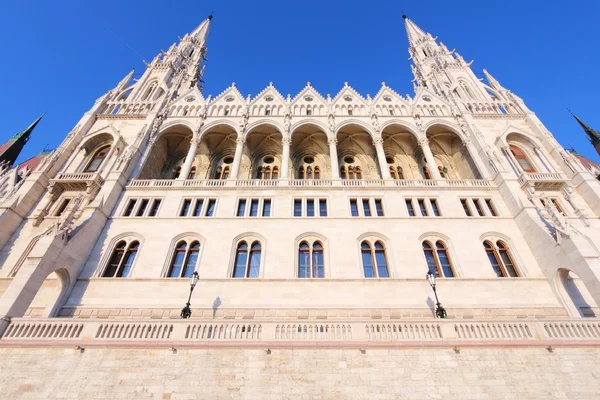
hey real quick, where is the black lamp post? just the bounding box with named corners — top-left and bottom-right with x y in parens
top-left (426, 271), bottom-right (447, 319)
top-left (180, 271), bottom-right (199, 319)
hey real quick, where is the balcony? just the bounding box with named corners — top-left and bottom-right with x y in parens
top-left (50, 172), bottom-right (104, 192)
top-left (517, 172), bottom-right (569, 190)
top-left (1, 317), bottom-right (598, 348)
top-left (126, 178), bottom-right (495, 191)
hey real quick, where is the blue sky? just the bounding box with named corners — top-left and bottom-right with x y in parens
top-left (2, 0), bottom-right (600, 164)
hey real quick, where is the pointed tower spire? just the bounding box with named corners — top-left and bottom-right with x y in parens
top-left (403, 14), bottom-right (428, 47)
top-left (570, 111), bottom-right (600, 147)
top-left (115, 69), bottom-right (135, 92)
top-left (191, 14), bottom-right (212, 43)
top-left (483, 69), bottom-right (502, 91)
top-left (0, 114), bottom-right (44, 168)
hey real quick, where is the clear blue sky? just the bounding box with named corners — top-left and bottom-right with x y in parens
top-left (2, 0), bottom-right (599, 164)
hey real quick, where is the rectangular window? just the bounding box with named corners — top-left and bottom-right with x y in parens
top-left (193, 199), bottom-right (204, 217)
top-left (306, 109), bottom-right (312, 116)
top-left (460, 199), bottom-right (472, 216)
top-left (263, 199), bottom-right (271, 217)
top-left (307, 199), bottom-right (315, 217)
top-left (205, 199), bottom-right (216, 217)
top-left (362, 199), bottom-right (371, 217)
top-left (430, 199), bottom-right (441, 216)
top-left (136, 199), bottom-right (149, 217)
top-left (294, 199), bottom-right (302, 217)
top-left (265, 109), bottom-right (271, 116)
top-left (485, 199), bottom-right (498, 216)
top-left (148, 199), bottom-right (161, 217)
top-left (249, 199), bottom-right (259, 217)
top-left (55, 198), bottom-right (71, 217)
top-left (375, 199), bottom-right (384, 216)
top-left (123, 199), bottom-right (137, 217)
top-left (350, 199), bottom-right (359, 217)
top-left (406, 199), bottom-right (415, 216)
top-left (551, 199), bottom-right (565, 216)
top-left (473, 199), bottom-right (485, 216)
top-left (180, 199), bottom-right (192, 217)
top-left (319, 199), bottom-right (327, 217)
top-left (418, 199), bottom-right (428, 216)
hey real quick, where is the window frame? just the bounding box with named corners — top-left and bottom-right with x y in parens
top-left (360, 240), bottom-right (390, 278)
top-left (83, 144), bottom-right (111, 173)
top-left (179, 198), bottom-right (217, 217)
top-left (483, 240), bottom-right (520, 278)
top-left (231, 240), bottom-right (263, 278)
top-left (509, 145), bottom-right (536, 173)
top-left (166, 240), bottom-right (201, 278)
top-left (236, 197), bottom-right (273, 217)
top-left (297, 240), bottom-right (325, 279)
top-left (100, 239), bottom-right (140, 278)
top-left (422, 240), bottom-right (455, 278)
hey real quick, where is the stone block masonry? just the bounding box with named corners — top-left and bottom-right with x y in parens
top-left (0, 347), bottom-right (599, 399)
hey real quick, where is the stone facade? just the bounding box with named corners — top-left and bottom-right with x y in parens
top-left (0, 13), bottom-right (600, 398)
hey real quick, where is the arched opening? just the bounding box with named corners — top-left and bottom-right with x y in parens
top-left (201, 124), bottom-right (240, 179)
top-left (71, 133), bottom-right (114, 174)
top-left (290, 123), bottom-right (329, 179)
top-left (138, 125), bottom-right (194, 179)
top-left (381, 124), bottom-right (421, 179)
top-left (26, 268), bottom-right (70, 318)
top-left (557, 268), bottom-right (598, 317)
top-left (426, 125), bottom-right (482, 179)
top-left (245, 124), bottom-right (282, 179)
top-left (336, 124), bottom-right (379, 179)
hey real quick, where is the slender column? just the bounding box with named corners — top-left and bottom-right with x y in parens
top-left (230, 138), bottom-right (245, 179)
top-left (418, 137), bottom-right (442, 180)
top-left (533, 146), bottom-right (554, 173)
top-left (503, 146), bottom-right (524, 174)
top-left (281, 137), bottom-right (291, 179)
top-left (328, 138), bottom-right (340, 179)
top-left (373, 137), bottom-right (391, 179)
top-left (463, 139), bottom-right (490, 179)
top-left (179, 132), bottom-right (201, 180)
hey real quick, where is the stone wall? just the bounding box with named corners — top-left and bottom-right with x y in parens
top-left (1, 346), bottom-right (598, 399)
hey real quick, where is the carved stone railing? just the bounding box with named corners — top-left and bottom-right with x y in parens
top-left (126, 179), bottom-right (496, 191)
top-left (50, 172), bottom-right (105, 192)
top-left (2, 318), bottom-right (599, 347)
top-left (518, 172), bottom-right (568, 190)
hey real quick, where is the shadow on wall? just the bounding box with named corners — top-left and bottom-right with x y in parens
top-left (212, 296), bottom-right (221, 318)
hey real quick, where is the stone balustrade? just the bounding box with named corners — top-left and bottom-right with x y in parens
top-left (2, 317), bottom-right (599, 347)
top-left (126, 178), bottom-right (495, 191)
top-left (518, 172), bottom-right (568, 190)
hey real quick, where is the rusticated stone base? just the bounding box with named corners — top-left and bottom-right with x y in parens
top-left (0, 347), bottom-right (599, 399)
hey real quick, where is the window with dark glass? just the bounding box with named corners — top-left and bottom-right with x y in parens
top-left (233, 241), bottom-right (261, 278)
top-left (249, 199), bottom-right (259, 217)
top-left (136, 199), bottom-right (149, 217)
top-left (307, 199), bottom-right (315, 217)
top-left (54, 198), bottom-right (71, 217)
top-left (193, 199), bottom-right (204, 217)
top-left (473, 199), bottom-right (485, 216)
top-left (361, 241), bottom-right (389, 278)
top-left (84, 145), bottom-right (110, 173)
top-left (206, 199), bottom-right (216, 217)
top-left (430, 199), bottom-right (441, 216)
top-left (485, 199), bottom-right (498, 216)
top-left (263, 199), bottom-right (271, 217)
top-left (298, 241), bottom-right (324, 278)
top-left (362, 199), bottom-right (371, 217)
top-left (460, 199), bottom-right (472, 216)
top-left (375, 199), bottom-right (384, 217)
top-left (103, 240), bottom-right (139, 278)
top-left (422, 241), bottom-right (454, 278)
top-left (148, 199), bottom-right (161, 217)
top-left (484, 241), bottom-right (519, 277)
top-left (168, 241), bottom-right (200, 278)
top-left (418, 199), bottom-right (428, 216)
top-left (294, 199), bottom-right (302, 217)
top-left (319, 199), bottom-right (327, 217)
top-left (350, 199), bottom-right (359, 217)
top-left (180, 199), bottom-right (192, 217)
top-left (406, 199), bottom-right (415, 216)
top-left (123, 199), bottom-right (137, 217)
top-left (509, 145), bottom-right (536, 173)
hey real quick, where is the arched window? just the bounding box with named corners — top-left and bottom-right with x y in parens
top-left (361, 241), bottom-right (390, 278)
top-left (172, 166), bottom-right (182, 179)
top-left (390, 166), bottom-right (397, 179)
top-left (218, 166), bottom-right (230, 180)
top-left (484, 241), bottom-right (519, 277)
top-left (355, 167), bottom-right (362, 180)
top-left (438, 166), bottom-right (446, 178)
top-left (233, 241), bottom-right (261, 278)
top-left (298, 166), bottom-right (305, 179)
top-left (460, 82), bottom-right (474, 100)
top-left (103, 240), bottom-right (139, 278)
top-left (348, 166), bottom-right (354, 179)
top-left (397, 166), bottom-right (404, 179)
top-left (422, 240), bottom-right (454, 277)
top-left (272, 166), bottom-right (279, 179)
top-left (298, 241), bottom-right (324, 278)
top-left (187, 167), bottom-right (196, 180)
top-left (264, 166), bottom-right (272, 180)
top-left (307, 166), bottom-right (313, 179)
top-left (340, 167), bottom-right (346, 179)
top-left (141, 82), bottom-right (157, 101)
top-left (509, 145), bottom-right (536, 173)
top-left (84, 145), bottom-right (110, 172)
top-left (423, 166), bottom-right (431, 180)
top-left (168, 241), bottom-right (200, 278)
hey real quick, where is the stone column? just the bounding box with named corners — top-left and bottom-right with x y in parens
top-left (534, 146), bottom-right (555, 173)
top-left (418, 137), bottom-right (442, 180)
top-left (230, 138), bottom-right (245, 179)
top-left (373, 137), bottom-right (391, 179)
top-left (463, 139), bottom-right (491, 179)
top-left (281, 137), bottom-right (291, 179)
top-left (503, 146), bottom-right (524, 174)
top-left (328, 137), bottom-right (340, 179)
top-left (178, 133), bottom-right (201, 180)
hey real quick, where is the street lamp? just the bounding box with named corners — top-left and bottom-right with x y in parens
top-left (180, 271), bottom-right (200, 319)
top-left (426, 271), bottom-right (447, 319)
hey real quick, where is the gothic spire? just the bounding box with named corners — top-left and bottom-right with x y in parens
top-left (190, 14), bottom-right (212, 44)
top-left (483, 69), bottom-right (502, 91)
top-left (570, 111), bottom-right (600, 146)
top-left (402, 15), bottom-right (429, 47)
top-left (0, 114), bottom-right (44, 168)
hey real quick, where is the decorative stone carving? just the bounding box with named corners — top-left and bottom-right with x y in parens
top-left (328, 114), bottom-right (335, 133)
